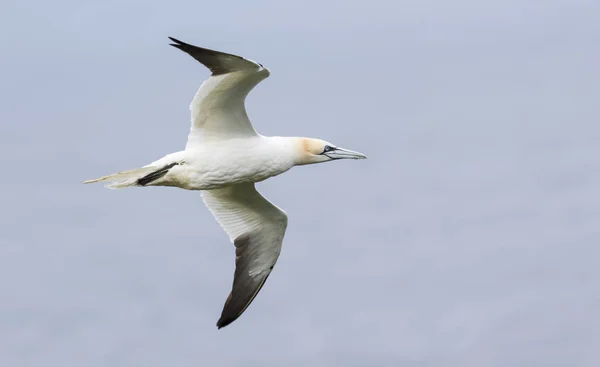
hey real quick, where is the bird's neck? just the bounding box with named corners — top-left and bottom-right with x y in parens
top-left (265, 136), bottom-right (315, 166)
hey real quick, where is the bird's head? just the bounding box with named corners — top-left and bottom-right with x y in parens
top-left (294, 138), bottom-right (367, 165)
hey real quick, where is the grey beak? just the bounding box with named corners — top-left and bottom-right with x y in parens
top-left (325, 147), bottom-right (367, 160)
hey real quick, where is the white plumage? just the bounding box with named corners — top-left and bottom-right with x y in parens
top-left (83, 37), bottom-right (366, 328)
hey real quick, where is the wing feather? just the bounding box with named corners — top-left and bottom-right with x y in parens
top-left (201, 183), bottom-right (288, 328)
top-left (168, 37), bottom-right (270, 146)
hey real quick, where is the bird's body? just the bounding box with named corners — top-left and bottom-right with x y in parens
top-left (84, 37), bottom-right (366, 329)
top-left (138, 136), bottom-right (297, 190)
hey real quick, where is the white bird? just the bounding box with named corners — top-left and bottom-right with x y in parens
top-left (83, 37), bottom-right (366, 329)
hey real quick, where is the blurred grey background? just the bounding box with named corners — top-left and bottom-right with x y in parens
top-left (1, 0), bottom-right (599, 366)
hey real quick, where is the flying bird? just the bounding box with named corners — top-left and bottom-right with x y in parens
top-left (83, 37), bottom-right (366, 329)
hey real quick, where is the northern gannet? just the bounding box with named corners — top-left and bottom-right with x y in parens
top-left (83, 37), bottom-right (366, 329)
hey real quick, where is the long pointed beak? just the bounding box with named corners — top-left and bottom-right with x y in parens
top-left (326, 147), bottom-right (367, 160)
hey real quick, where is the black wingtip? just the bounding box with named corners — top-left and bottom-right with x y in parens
top-left (216, 317), bottom-right (234, 330)
top-left (168, 37), bottom-right (184, 48)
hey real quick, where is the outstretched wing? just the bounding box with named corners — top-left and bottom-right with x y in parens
top-left (201, 183), bottom-right (288, 329)
top-left (169, 37), bottom-right (270, 147)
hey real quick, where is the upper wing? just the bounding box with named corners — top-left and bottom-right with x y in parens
top-left (201, 183), bottom-right (288, 329)
top-left (168, 37), bottom-right (270, 147)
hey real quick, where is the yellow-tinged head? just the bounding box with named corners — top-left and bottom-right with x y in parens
top-left (293, 138), bottom-right (367, 166)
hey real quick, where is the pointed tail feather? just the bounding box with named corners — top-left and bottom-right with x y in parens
top-left (82, 166), bottom-right (158, 189)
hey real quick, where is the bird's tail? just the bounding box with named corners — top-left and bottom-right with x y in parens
top-left (82, 166), bottom-right (160, 189)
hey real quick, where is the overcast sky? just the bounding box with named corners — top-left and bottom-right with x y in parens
top-left (1, 0), bottom-right (599, 366)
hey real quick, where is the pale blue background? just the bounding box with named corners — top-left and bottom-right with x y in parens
top-left (1, 0), bottom-right (599, 366)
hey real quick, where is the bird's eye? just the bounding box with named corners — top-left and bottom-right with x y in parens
top-left (323, 145), bottom-right (334, 153)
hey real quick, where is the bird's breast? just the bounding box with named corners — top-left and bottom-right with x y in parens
top-left (178, 141), bottom-right (293, 190)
